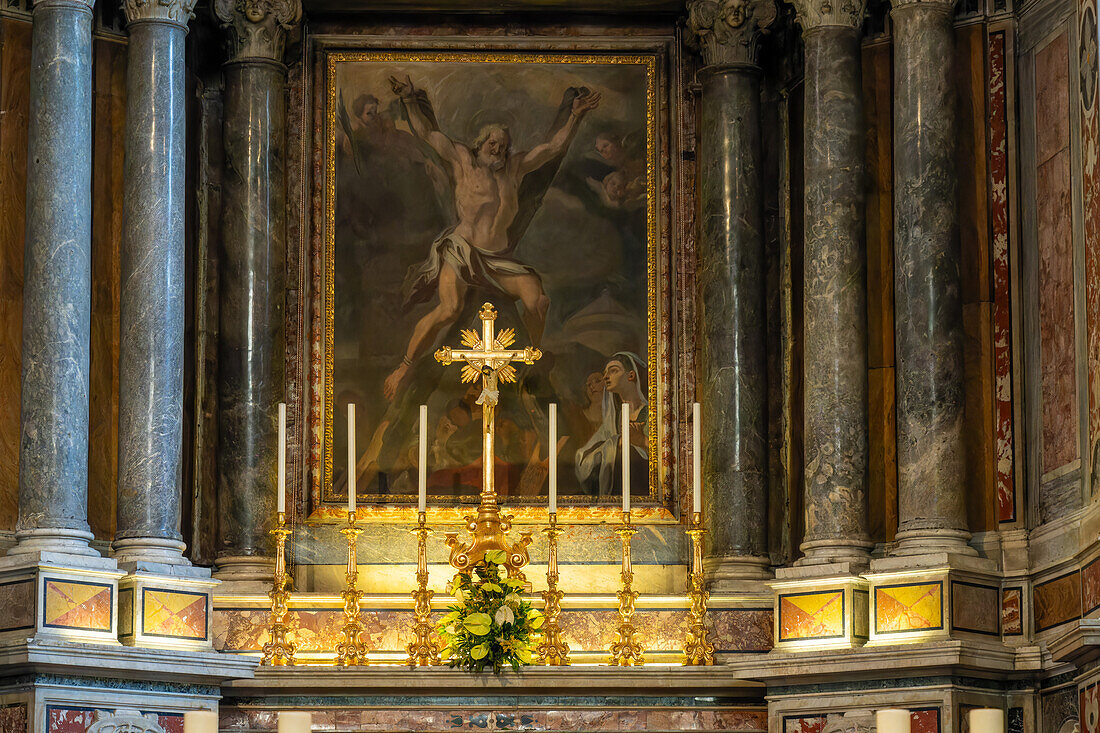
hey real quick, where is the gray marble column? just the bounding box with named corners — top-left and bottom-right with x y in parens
top-left (792, 1), bottom-right (873, 565)
top-left (890, 0), bottom-right (971, 556)
top-left (11, 0), bottom-right (97, 557)
top-left (213, 0), bottom-right (300, 582)
top-left (687, 0), bottom-right (776, 585)
top-left (112, 0), bottom-right (197, 567)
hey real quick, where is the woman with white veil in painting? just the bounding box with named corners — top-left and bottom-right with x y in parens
top-left (575, 351), bottom-right (648, 498)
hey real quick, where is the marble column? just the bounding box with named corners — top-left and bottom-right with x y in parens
top-left (112, 0), bottom-right (197, 567)
top-left (792, 0), bottom-right (873, 565)
top-left (890, 0), bottom-right (971, 555)
top-left (12, 0), bottom-right (98, 557)
top-left (213, 0), bottom-right (300, 582)
top-left (687, 0), bottom-right (776, 584)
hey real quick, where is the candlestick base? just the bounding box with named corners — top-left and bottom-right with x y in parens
top-left (407, 513), bottom-right (441, 667)
top-left (536, 514), bottom-right (570, 666)
top-left (683, 514), bottom-right (715, 666)
top-left (608, 513), bottom-right (644, 667)
top-left (262, 512), bottom-right (296, 666)
top-left (335, 513), bottom-right (368, 666)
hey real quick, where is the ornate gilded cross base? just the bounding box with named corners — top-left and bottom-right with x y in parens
top-left (261, 512), bottom-right (296, 666)
top-left (536, 513), bottom-right (570, 665)
top-left (407, 512), bottom-right (440, 666)
top-left (336, 512), bottom-right (368, 666)
top-left (683, 512), bottom-right (715, 666)
top-left (608, 512), bottom-right (644, 666)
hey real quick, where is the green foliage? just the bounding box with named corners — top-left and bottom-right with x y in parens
top-left (436, 551), bottom-right (544, 674)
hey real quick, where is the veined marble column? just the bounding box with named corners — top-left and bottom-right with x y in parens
top-left (890, 0), bottom-right (971, 555)
top-left (213, 0), bottom-right (300, 582)
top-left (687, 0), bottom-right (776, 584)
top-left (112, 0), bottom-right (197, 567)
top-left (12, 0), bottom-right (97, 557)
top-left (793, 0), bottom-right (872, 565)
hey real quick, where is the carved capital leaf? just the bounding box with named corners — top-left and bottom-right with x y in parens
top-left (214, 0), bottom-right (302, 63)
top-left (685, 0), bottom-right (778, 67)
top-left (791, 0), bottom-right (867, 30)
top-left (122, 0), bottom-right (197, 26)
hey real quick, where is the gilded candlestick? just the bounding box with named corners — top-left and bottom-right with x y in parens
top-left (536, 512), bottom-right (570, 665)
top-left (261, 511), bottom-right (296, 666)
top-left (683, 511), bottom-right (715, 665)
top-left (407, 511), bottom-right (440, 666)
top-left (335, 511), bottom-right (367, 666)
top-left (608, 511), bottom-right (644, 666)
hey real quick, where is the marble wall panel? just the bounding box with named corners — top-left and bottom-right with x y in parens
top-left (0, 703), bottom-right (26, 733)
top-left (963, 303), bottom-right (996, 531)
top-left (1035, 33), bottom-right (1080, 475)
top-left (778, 591), bottom-right (844, 642)
top-left (1084, 558), bottom-right (1100, 615)
top-left (910, 709), bottom-right (940, 733)
top-left (1043, 687), bottom-right (1079, 733)
top-left (142, 588), bottom-right (207, 640)
top-left (0, 580), bottom-right (33, 632)
top-left (1082, 681), bottom-right (1099, 733)
top-left (1034, 570), bottom-right (1082, 632)
top-left (874, 582), bottom-right (943, 634)
top-left (1079, 0), bottom-right (1100, 467)
top-left (42, 579), bottom-right (112, 632)
top-left (1002, 586), bottom-right (1023, 635)
top-left (783, 717), bottom-right (827, 733)
top-left (45, 707), bottom-right (181, 733)
top-left (951, 581), bottom-right (999, 635)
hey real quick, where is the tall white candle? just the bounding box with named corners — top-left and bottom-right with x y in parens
top-left (622, 403), bottom-right (630, 514)
top-left (692, 402), bottom-right (701, 514)
top-left (549, 403), bottom-right (557, 514)
top-left (347, 403), bottom-right (356, 514)
top-left (876, 709), bottom-right (911, 733)
top-left (968, 709), bottom-right (1004, 733)
top-left (183, 710), bottom-right (218, 733)
top-left (277, 402), bottom-right (286, 514)
top-left (278, 711), bottom-right (313, 733)
top-left (419, 404), bottom-right (428, 513)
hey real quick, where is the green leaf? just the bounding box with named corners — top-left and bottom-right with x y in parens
top-left (470, 643), bottom-right (489, 660)
top-left (464, 613), bottom-right (492, 636)
top-left (484, 549), bottom-right (507, 565)
top-left (482, 583), bottom-right (502, 593)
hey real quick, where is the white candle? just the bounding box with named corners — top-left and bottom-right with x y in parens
top-left (692, 402), bottom-right (701, 514)
top-left (183, 710), bottom-right (218, 733)
top-left (549, 403), bottom-right (557, 514)
top-left (876, 709), bottom-right (911, 733)
top-left (419, 404), bottom-right (428, 513)
top-left (969, 709), bottom-right (1005, 733)
top-left (277, 402), bottom-right (286, 514)
top-left (278, 711), bottom-right (313, 733)
top-left (622, 403), bottom-right (630, 514)
top-left (347, 403), bottom-right (356, 514)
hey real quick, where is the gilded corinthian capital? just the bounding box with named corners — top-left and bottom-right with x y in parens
top-left (214, 0), bottom-right (302, 63)
top-left (790, 0), bottom-right (867, 30)
top-left (122, 0), bottom-right (197, 26)
top-left (685, 0), bottom-right (778, 67)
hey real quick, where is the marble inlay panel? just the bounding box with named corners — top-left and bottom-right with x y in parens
top-left (951, 581), bottom-right (998, 635)
top-left (783, 717), bottom-right (827, 733)
top-left (0, 580), bottom-right (34, 632)
top-left (0, 703), bottom-right (27, 733)
top-left (874, 582), bottom-right (942, 633)
top-left (118, 587), bottom-right (133, 637)
top-left (42, 579), bottom-right (112, 632)
top-left (1079, 0), bottom-right (1100, 455)
top-left (142, 588), bottom-right (207, 640)
top-left (778, 591), bottom-right (844, 641)
top-left (1002, 586), bottom-right (1023, 635)
top-left (1043, 686), bottom-right (1079, 733)
top-left (1034, 571), bottom-right (1082, 632)
top-left (911, 708), bottom-right (940, 733)
top-left (45, 707), bottom-right (182, 733)
top-left (1084, 558), bottom-right (1100, 614)
top-left (1081, 681), bottom-right (1099, 733)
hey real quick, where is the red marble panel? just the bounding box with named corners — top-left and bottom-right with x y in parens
top-left (1002, 587), bottom-right (1023, 635)
top-left (1037, 33), bottom-right (1071, 165)
top-left (0, 703), bottom-right (27, 733)
top-left (47, 708), bottom-right (95, 733)
top-left (784, 717), bottom-right (827, 733)
top-left (1085, 559), bottom-right (1100, 614)
top-left (1035, 571), bottom-right (1083, 632)
top-left (157, 714), bottom-right (183, 733)
top-left (1082, 682), bottom-right (1099, 733)
top-left (911, 709), bottom-right (940, 733)
top-left (1079, 0), bottom-right (1100, 460)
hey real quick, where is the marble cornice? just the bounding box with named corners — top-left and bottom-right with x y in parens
top-left (889, 0), bottom-right (956, 10)
top-left (122, 0), bottom-right (197, 26)
top-left (31, 0), bottom-right (94, 10)
top-left (685, 0), bottom-right (777, 67)
top-left (791, 0), bottom-right (867, 30)
top-left (214, 0), bottom-right (302, 63)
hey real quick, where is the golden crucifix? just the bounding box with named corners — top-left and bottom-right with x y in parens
top-left (434, 302), bottom-right (541, 578)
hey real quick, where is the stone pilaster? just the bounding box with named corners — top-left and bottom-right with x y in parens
top-left (889, 0), bottom-right (972, 557)
top-left (687, 0), bottom-right (776, 586)
top-left (792, 0), bottom-right (872, 566)
top-left (12, 0), bottom-right (98, 558)
top-left (212, 0), bottom-right (300, 584)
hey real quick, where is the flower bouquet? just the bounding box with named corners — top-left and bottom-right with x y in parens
top-left (437, 549), bottom-right (545, 673)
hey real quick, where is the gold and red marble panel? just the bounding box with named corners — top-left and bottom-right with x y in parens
top-left (1079, 0), bottom-right (1100, 461)
top-left (875, 583), bottom-right (943, 634)
top-left (213, 606), bottom-right (772, 654)
top-left (1035, 32), bottom-right (1080, 474)
top-left (1034, 571), bottom-right (1082, 632)
top-left (778, 591), bottom-right (844, 641)
top-left (784, 716), bottom-right (826, 733)
top-left (46, 707), bottom-right (181, 733)
top-left (42, 579), bottom-right (111, 632)
top-left (1084, 558), bottom-right (1100, 615)
top-left (142, 588), bottom-right (207, 640)
top-left (951, 582), bottom-right (999, 635)
top-left (988, 29), bottom-right (1017, 523)
top-left (0, 580), bottom-right (34, 632)
top-left (1002, 586), bottom-right (1023, 635)
top-left (219, 707), bottom-right (767, 732)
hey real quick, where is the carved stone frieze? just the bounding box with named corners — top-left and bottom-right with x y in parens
top-left (889, 0), bottom-right (955, 9)
top-left (790, 0), bottom-right (867, 30)
top-left (685, 0), bottom-right (778, 67)
top-left (214, 0), bottom-right (302, 63)
top-left (121, 0), bottom-right (196, 26)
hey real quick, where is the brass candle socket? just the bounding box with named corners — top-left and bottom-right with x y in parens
top-left (683, 511), bottom-right (715, 666)
top-left (335, 511), bottom-right (368, 666)
top-left (608, 511), bottom-right (644, 666)
top-left (536, 512), bottom-right (570, 665)
top-left (261, 511), bottom-right (296, 666)
top-left (406, 511), bottom-right (441, 666)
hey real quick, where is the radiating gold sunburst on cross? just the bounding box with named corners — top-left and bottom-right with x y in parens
top-left (433, 302), bottom-right (541, 577)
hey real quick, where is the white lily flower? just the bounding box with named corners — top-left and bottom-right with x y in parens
top-left (494, 605), bottom-right (515, 626)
